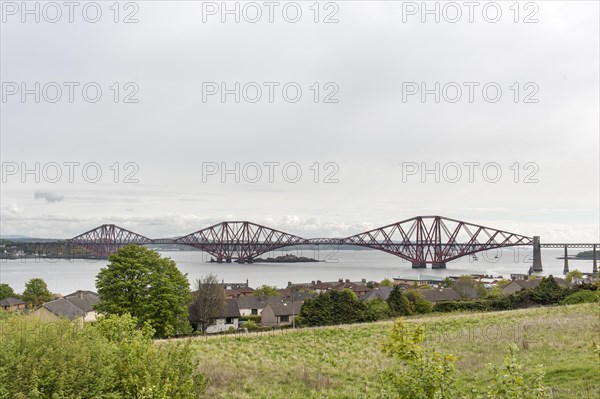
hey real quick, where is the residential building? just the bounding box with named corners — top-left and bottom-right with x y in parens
top-left (194, 298), bottom-right (241, 334)
top-left (0, 297), bottom-right (27, 312)
top-left (33, 298), bottom-right (86, 322)
top-left (261, 300), bottom-right (303, 327)
top-left (63, 290), bottom-right (100, 322)
top-left (236, 295), bottom-right (281, 316)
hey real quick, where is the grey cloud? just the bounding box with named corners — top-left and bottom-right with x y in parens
top-left (34, 191), bottom-right (65, 204)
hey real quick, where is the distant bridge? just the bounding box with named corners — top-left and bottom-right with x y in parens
top-left (13, 216), bottom-right (599, 273)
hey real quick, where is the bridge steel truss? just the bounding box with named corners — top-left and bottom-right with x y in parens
top-left (174, 221), bottom-right (308, 263)
top-left (341, 216), bottom-right (533, 268)
top-left (68, 224), bottom-right (152, 258)
top-left (56, 217), bottom-right (597, 268)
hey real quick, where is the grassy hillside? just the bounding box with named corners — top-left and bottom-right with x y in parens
top-left (188, 304), bottom-right (599, 399)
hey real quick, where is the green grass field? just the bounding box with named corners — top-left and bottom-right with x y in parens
top-left (188, 304), bottom-right (599, 399)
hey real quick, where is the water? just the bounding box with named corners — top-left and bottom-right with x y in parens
top-left (0, 247), bottom-right (594, 295)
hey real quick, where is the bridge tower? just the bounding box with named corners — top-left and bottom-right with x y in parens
top-left (563, 245), bottom-right (569, 275)
top-left (593, 244), bottom-right (598, 276)
top-left (532, 236), bottom-right (543, 272)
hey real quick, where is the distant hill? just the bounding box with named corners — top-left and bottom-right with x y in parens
top-left (0, 235), bottom-right (59, 242)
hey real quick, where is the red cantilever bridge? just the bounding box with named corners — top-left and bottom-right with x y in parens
top-left (57, 215), bottom-right (598, 271)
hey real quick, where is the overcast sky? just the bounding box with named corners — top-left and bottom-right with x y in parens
top-left (1, 0), bottom-right (598, 242)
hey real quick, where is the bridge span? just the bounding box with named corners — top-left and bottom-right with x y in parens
top-left (11, 216), bottom-right (599, 274)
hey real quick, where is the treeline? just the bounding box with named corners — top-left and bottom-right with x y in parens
top-left (298, 276), bottom-right (598, 327)
top-left (434, 276), bottom-right (598, 313)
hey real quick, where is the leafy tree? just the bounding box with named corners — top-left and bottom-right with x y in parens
top-left (380, 278), bottom-right (393, 287)
top-left (365, 297), bottom-right (392, 320)
top-left (95, 245), bottom-right (192, 338)
top-left (452, 275), bottom-right (486, 300)
top-left (299, 289), bottom-right (374, 326)
top-left (253, 284), bottom-right (279, 296)
top-left (379, 318), bottom-right (457, 399)
top-left (486, 286), bottom-right (506, 299)
top-left (189, 273), bottom-right (226, 335)
top-left (531, 276), bottom-right (566, 305)
top-left (387, 285), bottom-right (413, 316)
top-left (21, 278), bottom-right (52, 305)
top-left (0, 283), bottom-right (16, 300)
top-left (405, 290), bottom-right (433, 314)
top-left (565, 269), bottom-right (583, 283)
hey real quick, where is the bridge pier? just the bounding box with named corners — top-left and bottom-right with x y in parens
top-left (593, 245), bottom-right (598, 276)
top-left (563, 245), bottom-right (569, 275)
top-left (431, 262), bottom-right (446, 269)
top-left (532, 236), bottom-right (543, 272)
top-left (412, 262), bottom-right (427, 269)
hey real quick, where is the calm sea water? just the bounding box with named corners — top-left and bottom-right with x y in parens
top-left (0, 247), bottom-right (594, 295)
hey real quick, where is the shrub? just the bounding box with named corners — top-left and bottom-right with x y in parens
top-left (483, 345), bottom-right (548, 399)
top-left (0, 314), bottom-right (208, 398)
top-left (364, 298), bottom-right (392, 320)
top-left (243, 320), bottom-right (258, 330)
top-left (560, 290), bottom-right (599, 305)
top-left (379, 318), bottom-right (457, 399)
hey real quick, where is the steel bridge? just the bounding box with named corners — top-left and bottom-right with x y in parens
top-left (16, 216), bottom-right (599, 273)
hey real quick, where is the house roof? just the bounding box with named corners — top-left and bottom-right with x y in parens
top-left (0, 297), bottom-right (26, 307)
top-left (64, 290), bottom-right (99, 313)
top-left (510, 280), bottom-right (541, 290)
top-left (266, 300), bottom-right (303, 316)
top-left (507, 277), bottom-right (568, 292)
top-left (419, 288), bottom-right (461, 302)
top-left (40, 298), bottom-right (86, 320)
top-left (363, 287), bottom-right (392, 301)
top-left (235, 295), bottom-right (281, 310)
top-left (221, 298), bottom-right (241, 318)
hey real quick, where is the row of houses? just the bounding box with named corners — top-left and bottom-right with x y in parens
top-left (1, 290), bottom-right (99, 322)
top-left (3, 274), bottom-right (583, 334)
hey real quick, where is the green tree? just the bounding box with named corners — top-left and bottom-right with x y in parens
top-left (565, 269), bottom-right (583, 283)
top-left (21, 278), bottom-right (52, 305)
top-left (95, 245), bottom-right (192, 338)
top-left (299, 289), bottom-right (374, 326)
top-left (387, 285), bottom-right (413, 316)
top-left (531, 276), bottom-right (566, 304)
top-left (380, 278), bottom-right (393, 287)
top-left (405, 290), bottom-right (433, 314)
top-left (452, 275), bottom-right (486, 300)
top-left (253, 284), bottom-right (279, 296)
top-left (379, 318), bottom-right (457, 399)
top-left (365, 297), bottom-right (392, 320)
top-left (0, 284), bottom-right (16, 300)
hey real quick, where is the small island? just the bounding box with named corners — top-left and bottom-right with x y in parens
top-left (254, 254), bottom-right (321, 263)
top-left (574, 250), bottom-right (599, 259)
top-left (558, 250), bottom-right (600, 260)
